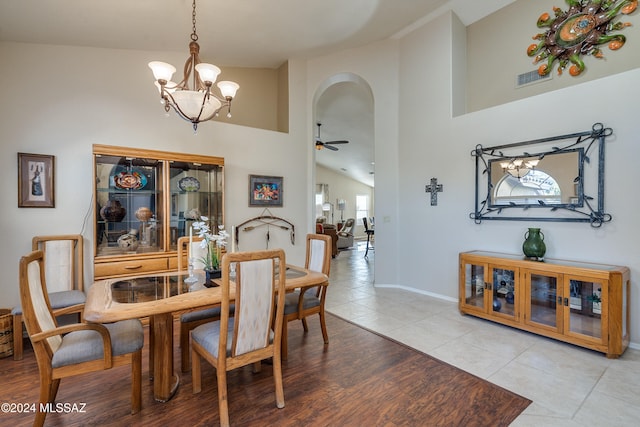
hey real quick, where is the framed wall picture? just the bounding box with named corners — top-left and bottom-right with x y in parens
top-left (249, 174), bottom-right (283, 207)
top-left (18, 153), bottom-right (55, 208)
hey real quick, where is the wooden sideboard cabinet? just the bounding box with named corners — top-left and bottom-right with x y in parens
top-left (459, 251), bottom-right (630, 358)
top-left (93, 144), bottom-right (224, 279)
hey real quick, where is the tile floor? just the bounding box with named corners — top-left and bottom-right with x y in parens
top-left (325, 242), bottom-right (640, 426)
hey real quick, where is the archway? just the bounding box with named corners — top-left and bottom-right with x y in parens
top-left (312, 73), bottom-right (374, 256)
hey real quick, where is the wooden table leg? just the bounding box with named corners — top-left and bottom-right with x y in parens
top-left (151, 312), bottom-right (179, 402)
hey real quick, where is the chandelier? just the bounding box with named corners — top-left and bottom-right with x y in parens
top-left (500, 158), bottom-right (539, 179)
top-left (148, 0), bottom-right (239, 132)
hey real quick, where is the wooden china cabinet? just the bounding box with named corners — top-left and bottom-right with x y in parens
top-left (459, 251), bottom-right (630, 358)
top-left (93, 144), bottom-right (224, 279)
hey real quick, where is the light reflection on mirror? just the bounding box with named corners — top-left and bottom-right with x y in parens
top-left (488, 150), bottom-right (582, 207)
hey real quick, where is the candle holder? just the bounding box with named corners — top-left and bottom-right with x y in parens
top-left (184, 257), bottom-right (199, 284)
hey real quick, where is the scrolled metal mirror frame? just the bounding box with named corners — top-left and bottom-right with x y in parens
top-left (470, 123), bottom-right (613, 227)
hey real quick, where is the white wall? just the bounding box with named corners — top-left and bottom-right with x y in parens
top-left (0, 42), bottom-right (311, 310)
top-left (395, 12), bottom-right (640, 345)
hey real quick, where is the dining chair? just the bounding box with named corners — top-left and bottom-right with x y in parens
top-left (281, 233), bottom-right (331, 360)
top-left (177, 235), bottom-right (233, 372)
top-left (12, 234), bottom-right (86, 361)
top-left (19, 250), bottom-right (143, 427)
top-left (191, 249), bottom-right (287, 427)
top-left (363, 217), bottom-right (375, 258)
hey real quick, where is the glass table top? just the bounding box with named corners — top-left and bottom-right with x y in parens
top-left (111, 267), bottom-right (307, 304)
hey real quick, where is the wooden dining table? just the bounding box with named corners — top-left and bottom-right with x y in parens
top-left (84, 265), bottom-right (328, 402)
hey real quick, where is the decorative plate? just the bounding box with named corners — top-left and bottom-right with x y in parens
top-left (178, 176), bottom-right (200, 192)
top-left (114, 170), bottom-right (147, 190)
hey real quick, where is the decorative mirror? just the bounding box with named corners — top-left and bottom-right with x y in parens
top-left (470, 123), bottom-right (612, 227)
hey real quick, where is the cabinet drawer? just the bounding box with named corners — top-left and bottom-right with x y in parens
top-left (95, 258), bottom-right (169, 278)
top-left (168, 256), bottom-right (179, 271)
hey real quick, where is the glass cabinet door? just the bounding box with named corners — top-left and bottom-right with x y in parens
top-left (524, 271), bottom-right (561, 331)
top-left (169, 161), bottom-right (224, 251)
top-left (563, 276), bottom-right (604, 343)
top-left (461, 262), bottom-right (486, 311)
top-left (489, 265), bottom-right (517, 320)
top-left (95, 154), bottom-right (164, 257)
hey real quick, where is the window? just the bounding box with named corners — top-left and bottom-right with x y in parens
top-left (356, 194), bottom-right (369, 221)
top-left (315, 184), bottom-right (329, 219)
top-left (493, 170), bottom-right (561, 205)
top-left (315, 193), bottom-right (324, 218)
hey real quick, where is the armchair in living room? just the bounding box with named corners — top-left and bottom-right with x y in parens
top-left (337, 218), bottom-right (355, 249)
top-left (316, 218), bottom-right (338, 257)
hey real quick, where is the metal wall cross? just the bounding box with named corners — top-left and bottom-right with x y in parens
top-left (425, 177), bottom-right (443, 206)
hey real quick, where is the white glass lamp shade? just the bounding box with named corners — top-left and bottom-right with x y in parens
top-left (171, 90), bottom-right (222, 120)
top-left (217, 81), bottom-right (240, 99)
top-left (195, 63), bottom-right (221, 84)
top-left (148, 61), bottom-right (177, 82)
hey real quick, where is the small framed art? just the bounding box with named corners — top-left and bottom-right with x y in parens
top-left (18, 153), bottom-right (55, 208)
top-left (249, 174), bottom-right (283, 207)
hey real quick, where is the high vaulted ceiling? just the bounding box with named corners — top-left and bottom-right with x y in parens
top-left (0, 0), bottom-right (515, 187)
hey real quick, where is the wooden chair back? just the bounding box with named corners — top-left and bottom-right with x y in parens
top-left (306, 234), bottom-right (332, 276)
top-left (191, 249), bottom-right (287, 426)
top-left (32, 234), bottom-right (83, 293)
top-left (279, 233), bottom-right (331, 361)
top-left (304, 234), bottom-right (332, 297)
top-left (19, 250), bottom-right (62, 357)
top-left (225, 250), bottom-right (286, 360)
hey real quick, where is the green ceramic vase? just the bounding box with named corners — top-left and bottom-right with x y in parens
top-left (523, 228), bottom-right (546, 260)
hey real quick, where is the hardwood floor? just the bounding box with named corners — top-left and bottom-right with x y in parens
top-left (1, 313), bottom-right (529, 426)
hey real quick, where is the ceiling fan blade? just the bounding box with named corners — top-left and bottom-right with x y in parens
top-left (324, 144), bottom-right (339, 151)
top-left (325, 140), bottom-right (349, 145)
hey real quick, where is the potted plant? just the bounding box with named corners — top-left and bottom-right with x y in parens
top-left (191, 216), bottom-right (229, 283)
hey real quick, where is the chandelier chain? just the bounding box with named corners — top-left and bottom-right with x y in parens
top-left (191, 0), bottom-right (198, 42)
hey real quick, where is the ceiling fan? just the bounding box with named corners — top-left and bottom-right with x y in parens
top-left (315, 122), bottom-right (349, 151)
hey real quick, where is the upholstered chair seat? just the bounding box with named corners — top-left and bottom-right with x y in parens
top-left (283, 291), bottom-right (321, 315)
top-left (51, 319), bottom-right (143, 368)
top-left (12, 289), bottom-right (85, 316)
top-left (181, 306), bottom-right (223, 324)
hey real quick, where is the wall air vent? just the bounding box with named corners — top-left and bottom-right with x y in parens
top-left (516, 69), bottom-right (551, 88)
